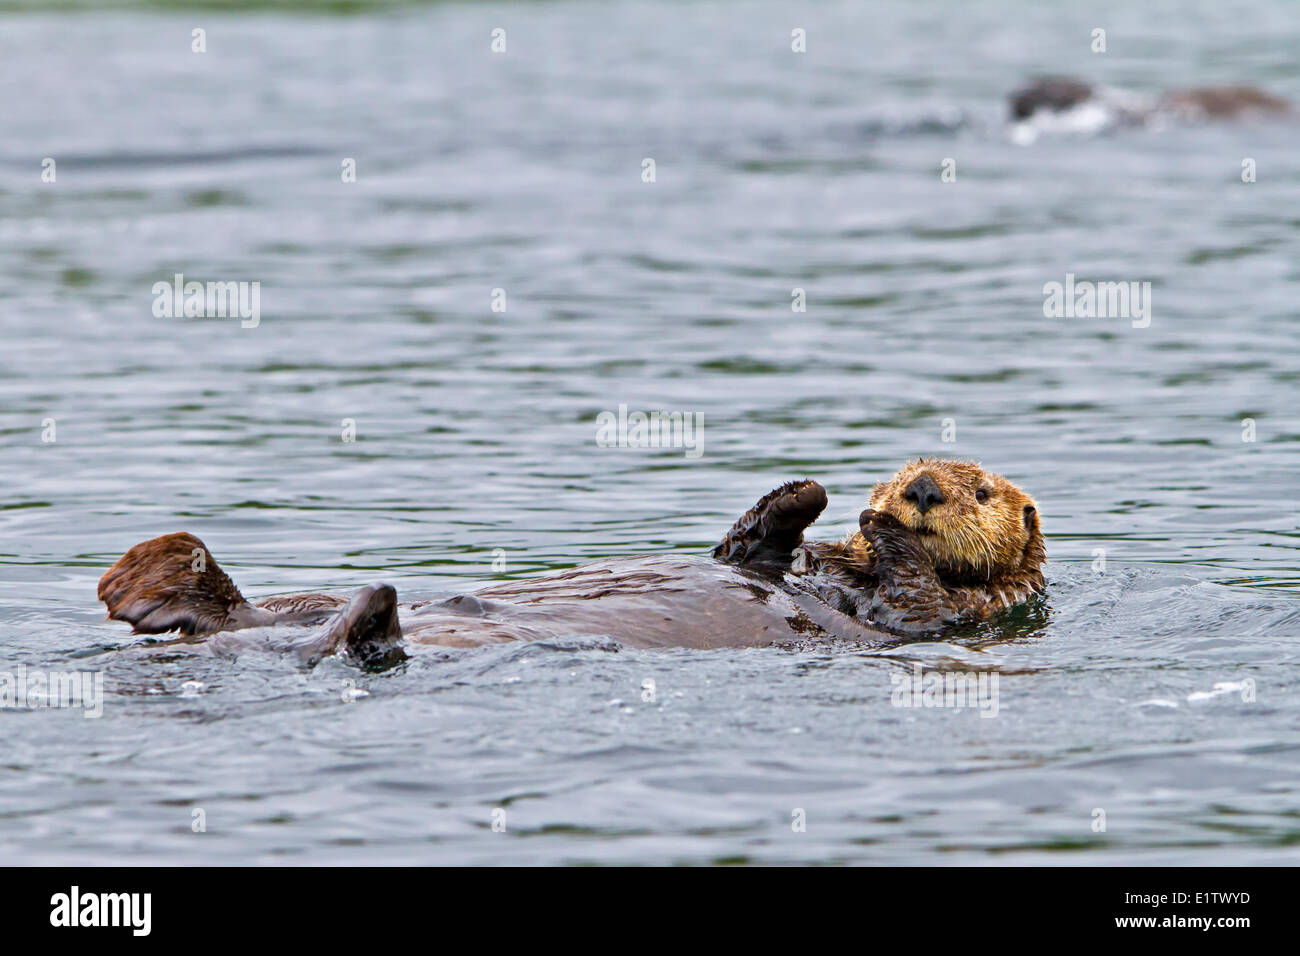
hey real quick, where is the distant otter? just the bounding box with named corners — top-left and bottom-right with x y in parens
top-left (1009, 75), bottom-right (1290, 138)
top-left (97, 459), bottom-right (1045, 663)
top-left (1010, 76), bottom-right (1113, 123)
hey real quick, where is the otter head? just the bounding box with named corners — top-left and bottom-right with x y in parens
top-left (1009, 76), bottom-right (1094, 120)
top-left (868, 459), bottom-right (1045, 584)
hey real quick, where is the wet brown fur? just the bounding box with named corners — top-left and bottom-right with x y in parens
top-left (1157, 86), bottom-right (1291, 119)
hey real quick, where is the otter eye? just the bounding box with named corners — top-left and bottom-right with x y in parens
top-left (975, 488), bottom-right (989, 503)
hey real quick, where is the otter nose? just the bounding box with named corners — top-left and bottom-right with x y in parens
top-left (903, 474), bottom-right (944, 515)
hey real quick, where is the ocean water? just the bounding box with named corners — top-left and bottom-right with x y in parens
top-left (1, 0), bottom-right (1298, 865)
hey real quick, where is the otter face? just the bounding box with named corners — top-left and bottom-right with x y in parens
top-left (869, 459), bottom-right (1045, 582)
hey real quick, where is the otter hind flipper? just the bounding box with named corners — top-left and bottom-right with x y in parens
top-left (293, 583), bottom-right (406, 670)
top-left (98, 532), bottom-right (267, 636)
top-left (713, 480), bottom-right (828, 569)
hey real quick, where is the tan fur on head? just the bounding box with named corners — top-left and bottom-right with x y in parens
top-left (869, 458), bottom-right (1045, 584)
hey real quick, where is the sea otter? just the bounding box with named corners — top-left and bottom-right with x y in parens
top-left (97, 459), bottom-right (1045, 664)
top-left (1008, 75), bottom-right (1291, 140)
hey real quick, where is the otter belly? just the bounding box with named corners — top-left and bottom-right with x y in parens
top-left (400, 555), bottom-right (891, 649)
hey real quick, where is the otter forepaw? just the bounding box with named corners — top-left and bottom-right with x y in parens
top-left (858, 509), bottom-right (932, 570)
top-left (856, 509), bottom-right (960, 633)
top-left (290, 584), bottom-right (407, 670)
top-left (713, 480), bottom-right (828, 569)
